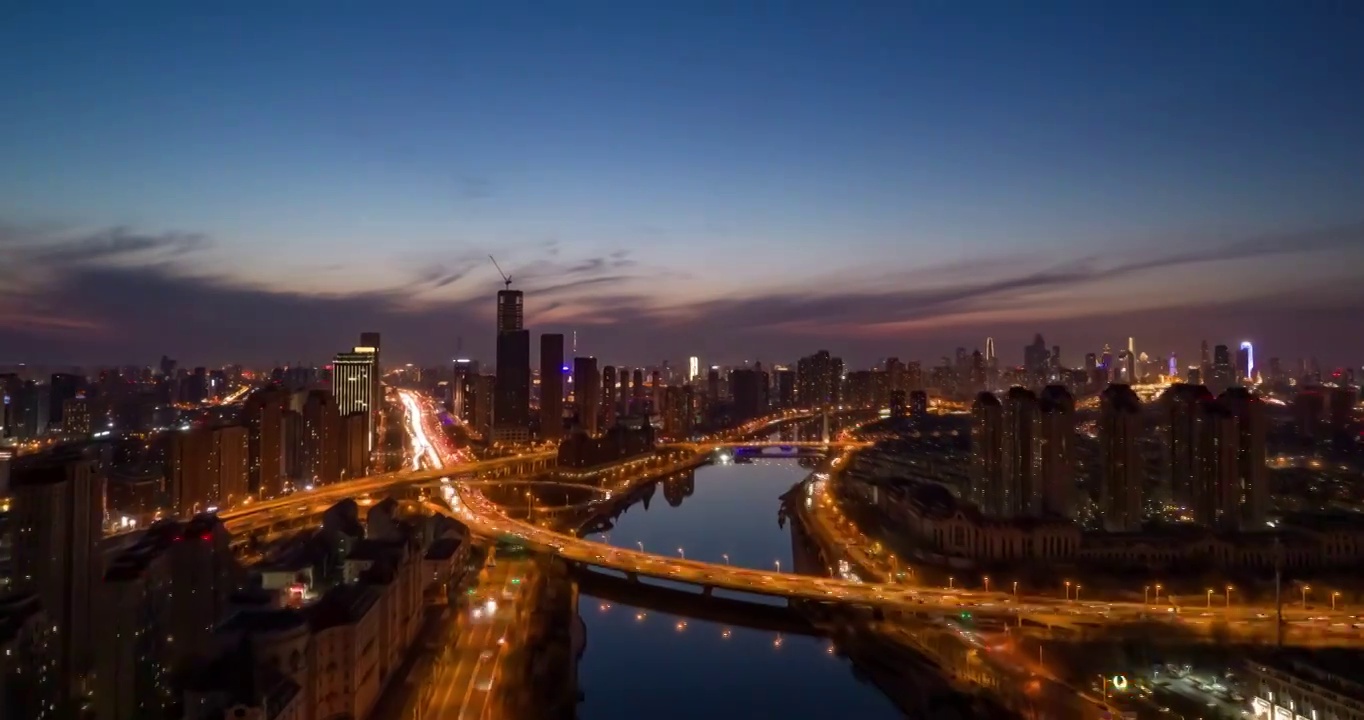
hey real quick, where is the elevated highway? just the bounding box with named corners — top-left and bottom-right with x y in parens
top-left (440, 480), bottom-right (1364, 646)
top-left (220, 450), bottom-right (556, 540)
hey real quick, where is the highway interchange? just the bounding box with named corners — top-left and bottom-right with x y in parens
top-left (164, 388), bottom-right (1364, 718)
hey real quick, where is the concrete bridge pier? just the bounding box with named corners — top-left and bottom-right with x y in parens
top-left (625, 571), bottom-right (639, 582)
top-left (702, 586), bottom-right (713, 597)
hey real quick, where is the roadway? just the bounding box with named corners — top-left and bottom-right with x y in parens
top-left (423, 553), bottom-right (537, 720)
top-left (436, 457), bottom-right (1364, 647)
top-left (802, 458), bottom-right (1364, 642)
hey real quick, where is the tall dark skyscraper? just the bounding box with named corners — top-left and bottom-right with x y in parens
top-left (1099, 384), bottom-right (1144, 532)
top-left (11, 451), bottom-right (104, 704)
top-left (496, 290), bottom-right (523, 333)
top-left (602, 365), bottom-right (618, 428)
top-left (729, 368), bottom-right (768, 423)
top-left (1161, 383), bottom-right (1213, 511)
top-left (1000, 387), bottom-right (1040, 517)
top-left (1038, 385), bottom-right (1075, 518)
top-left (1210, 343), bottom-right (1234, 393)
top-left (573, 356), bottom-right (600, 435)
top-left (970, 391), bottom-right (1003, 515)
top-left (49, 372), bottom-right (84, 427)
top-left (539, 333), bottom-right (565, 440)
top-left (1219, 387), bottom-right (1268, 529)
top-left (630, 368), bottom-right (645, 414)
top-left (1023, 334), bottom-right (1049, 385)
top-left (493, 289), bottom-right (531, 441)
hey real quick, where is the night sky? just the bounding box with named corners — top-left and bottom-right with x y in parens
top-left (3, 3), bottom-right (1363, 368)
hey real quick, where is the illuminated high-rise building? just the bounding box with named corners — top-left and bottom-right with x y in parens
top-left (663, 385), bottom-right (694, 438)
top-left (332, 347), bottom-right (377, 451)
top-left (1237, 341), bottom-right (1254, 382)
top-left (242, 387), bottom-right (288, 497)
top-left (688, 356), bottom-right (699, 383)
top-left (797, 351), bottom-right (838, 408)
top-left (358, 332), bottom-right (382, 423)
top-left (1098, 384), bottom-right (1144, 532)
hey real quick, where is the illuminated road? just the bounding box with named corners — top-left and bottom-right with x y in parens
top-left (800, 458), bottom-right (1364, 645)
top-left (436, 468), bottom-right (1364, 647)
top-left (399, 389), bottom-right (443, 470)
top-left (424, 554), bottom-right (536, 720)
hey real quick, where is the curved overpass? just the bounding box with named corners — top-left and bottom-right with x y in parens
top-left (220, 450), bottom-right (556, 536)
top-left (217, 408), bottom-right (831, 539)
top-left (441, 482), bottom-right (1364, 644)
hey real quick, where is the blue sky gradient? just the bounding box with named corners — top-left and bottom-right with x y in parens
top-left (3, 3), bottom-right (1363, 367)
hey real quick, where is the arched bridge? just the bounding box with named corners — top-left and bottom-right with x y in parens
top-left (572, 565), bottom-right (819, 636)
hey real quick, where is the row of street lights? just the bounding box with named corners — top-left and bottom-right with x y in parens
top-left (633, 542), bottom-right (787, 573)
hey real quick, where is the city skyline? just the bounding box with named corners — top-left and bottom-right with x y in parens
top-left (4, 5), bottom-right (1364, 365)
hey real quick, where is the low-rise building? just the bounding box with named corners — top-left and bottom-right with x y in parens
top-left (856, 474), bottom-right (1364, 572)
top-left (422, 537), bottom-right (467, 591)
top-left (1246, 649), bottom-right (1364, 720)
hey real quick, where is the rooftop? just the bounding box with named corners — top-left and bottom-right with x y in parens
top-left (1253, 648), bottom-right (1364, 705)
top-left (424, 537), bottom-right (462, 561)
top-left (217, 608), bottom-right (308, 637)
top-left (308, 583), bottom-right (381, 632)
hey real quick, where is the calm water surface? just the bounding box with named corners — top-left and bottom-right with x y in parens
top-left (576, 457), bottom-right (900, 719)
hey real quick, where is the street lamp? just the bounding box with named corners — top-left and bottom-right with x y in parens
top-left (722, 554), bottom-right (730, 566)
top-left (1226, 585), bottom-right (1234, 607)
top-left (1144, 585), bottom-right (1150, 605)
top-left (774, 560), bottom-right (782, 573)
top-left (678, 548), bottom-right (685, 560)
top-left (948, 576), bottom-right (954, 590)
top-left (1302, 585), bottom-right (1311, 610)
top-left (1206, 589), bottom-right (1214, 608)
top-left (636, 541), bottom-right (644, 553)
top-left (1013, 581), bottom-right (1019, 600)
top-left (1074, 584), bottom-right (1081, 602)
top-left (1155, 583), bottom-right (1163, 604)
top-left (1332, 591), bottom-right (1341, 611)
top-left (983, 576), bottom-right (991, 593)
top-left (1065, 581), bottom-right (1071, 601)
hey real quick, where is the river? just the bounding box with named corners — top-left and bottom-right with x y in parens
top-left (576, 456), bottom-right (901, 719)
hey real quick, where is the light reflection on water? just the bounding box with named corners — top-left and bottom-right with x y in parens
top-left (576, 458), bottom-right (900, 720)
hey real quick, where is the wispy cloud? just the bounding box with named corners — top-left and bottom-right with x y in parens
top-left (3, 220), bottom-right (1362, 366)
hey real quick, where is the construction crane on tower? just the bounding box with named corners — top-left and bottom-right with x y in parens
top-left (489, 255), bottom-right (513, 290)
